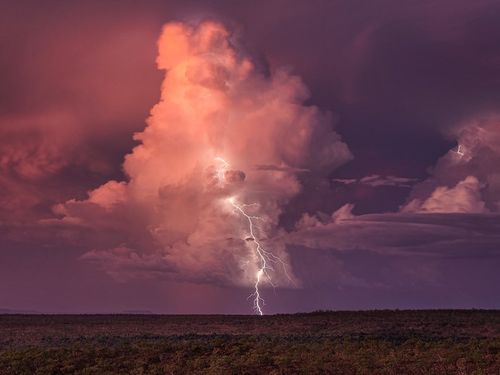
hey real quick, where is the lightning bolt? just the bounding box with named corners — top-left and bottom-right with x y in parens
top-left (214, 156), bottom-right (229, 184)
top-left (228, 197), bottom-right (267, 315)
top-left (214, 157), bottom-right (290, 315)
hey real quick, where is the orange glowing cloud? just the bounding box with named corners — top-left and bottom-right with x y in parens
top-left (55, 21), bottom-right (352, 287)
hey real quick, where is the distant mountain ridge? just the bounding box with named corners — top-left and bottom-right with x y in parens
top-left (0, 308), bottom-right (39, 314)
top-left (0, 308), bottom-right (158, 314)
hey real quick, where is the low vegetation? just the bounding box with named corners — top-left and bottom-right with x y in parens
top-left (0, 310), bottom-right (498, 374)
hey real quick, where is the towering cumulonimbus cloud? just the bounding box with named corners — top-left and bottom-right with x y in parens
top-left (402, 114), bottom-right (500, 213)
top-left (55, 21), bottom-right (352, 287)
top-left (402, 176), bottom-right (487, 213)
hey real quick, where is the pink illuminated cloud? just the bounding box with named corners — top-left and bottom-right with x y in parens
top-left (53, 21), bottom-right (352, 288)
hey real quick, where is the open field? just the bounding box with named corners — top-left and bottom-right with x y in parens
top-left (0, 310), bottom-right (499, 374)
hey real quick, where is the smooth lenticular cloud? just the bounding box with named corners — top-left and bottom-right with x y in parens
top-left (55, 21), bottom-right (352, 287)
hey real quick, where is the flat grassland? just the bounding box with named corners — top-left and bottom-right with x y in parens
top-left (0, 310), bottom-right (498, 374)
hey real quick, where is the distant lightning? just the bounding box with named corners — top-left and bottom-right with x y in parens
top-left (214, 157), bottom-right (229, 183)
top-left (453, 144), bottom-right (471, 163)
top-left (214, 157), bottom-right (289, 315)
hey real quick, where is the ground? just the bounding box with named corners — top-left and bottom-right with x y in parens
top-left (0, 310), bottom-right (498, 374)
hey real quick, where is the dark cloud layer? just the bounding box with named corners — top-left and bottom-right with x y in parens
top-left (1, 0), bottom-right (500, 313)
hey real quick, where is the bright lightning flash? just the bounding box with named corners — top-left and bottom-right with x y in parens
top-left (215, 157), bottom-right (289, 315)
top-left (229, 197), bottom-right (269, 315)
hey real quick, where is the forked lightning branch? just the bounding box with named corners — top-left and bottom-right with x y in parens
top-left (214, 157), bottom-right (289, 315)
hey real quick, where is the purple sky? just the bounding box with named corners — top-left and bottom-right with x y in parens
top-left (1, 0), bottom-right (500, 314)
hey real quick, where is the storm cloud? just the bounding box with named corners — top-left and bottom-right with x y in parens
top-left (1, 0), bottom-right (500, 313)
